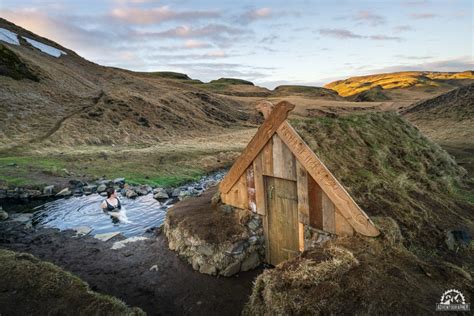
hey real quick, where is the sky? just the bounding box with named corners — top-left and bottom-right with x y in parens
top-left (0, 0), bottom-right (472, 88)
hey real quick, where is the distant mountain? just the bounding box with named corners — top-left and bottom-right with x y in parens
top-left (325, 71), bottom-right (474, 99)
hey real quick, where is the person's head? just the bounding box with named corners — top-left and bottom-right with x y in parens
top-left (106, 187), bottom-right (117, 198)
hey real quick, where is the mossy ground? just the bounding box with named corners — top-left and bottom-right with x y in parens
top-left (0, 248), bottom-right (144, 315)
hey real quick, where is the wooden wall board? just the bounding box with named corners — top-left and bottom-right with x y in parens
top-left (221, 172), bottom-right (248, 209)
top-left (296, 160), bottom-right (309, 225)
top-left (272, 134), bottom-right (297, 181)
top-left (308, 175), bottom-right (323, 230)
top-left (321, 192), bottom-right (336, 234)
top-left (335, 210), bottom-right (354, 236)
top-left (253, 155), bottom-right (266, 215)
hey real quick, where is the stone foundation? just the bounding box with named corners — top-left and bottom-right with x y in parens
top-left (164, 205), bottom-right (264, 277)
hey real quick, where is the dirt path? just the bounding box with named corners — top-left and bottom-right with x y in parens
top-left (0, 221), bottom-right (262, 315)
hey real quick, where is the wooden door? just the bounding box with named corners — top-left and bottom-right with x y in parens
top-left (265, 176), bottom-right (299, 265)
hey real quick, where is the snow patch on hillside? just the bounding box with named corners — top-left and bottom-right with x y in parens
top-left (22, 36), bottom-right (67, 57)
top-left (0, 28), bottom-right (20, 45)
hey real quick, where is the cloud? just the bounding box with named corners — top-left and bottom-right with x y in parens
top-left (149, 51), bottom-right (230, 61)
top-left (369, 35), bottom-right (402, 41)
top-left (137, 24), bottom-right (244, 38)
top-left (260, 35), bottom-right (278, 44)
top-left (410, 13), bottom-right (438, 19)
top-left (359, 56), bottom-right (473, 74)
top-left (164, 62), bottom-right (271, 82)
top-left (184, 40), bottom-right (212, 49)
top-left (109, 5), bottom-right (220, 24)
top-left (111, 0), bottom-right (161, 4)
top-left (318, 29), bottom-right (402, 41)
top-left (354, 10), bottom-right (386, 26)
top-left (241, 8), bottom-right (273, 22)
top-left (394, 54), bottom-right (432, 60)
top-left (318, 28), bottom-right (364, 39)
top-left (394, 25), bottom-right (413, 32)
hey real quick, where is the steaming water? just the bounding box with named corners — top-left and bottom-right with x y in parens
top-left (33, 194), bottom-right (169, 237)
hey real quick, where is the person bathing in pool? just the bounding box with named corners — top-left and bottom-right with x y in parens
top-left (100, 188), bottom-right (131, 223)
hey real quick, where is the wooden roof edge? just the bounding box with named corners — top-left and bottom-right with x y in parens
top-left (219, 100), bottom-right (295, 194)
top-left (277, 121), bottom-right (380, 237)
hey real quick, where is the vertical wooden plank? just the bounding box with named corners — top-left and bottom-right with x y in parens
top-left (298, 222), bottom-right (305, 252)
top-left (265, 176), bottom-right (299, 265)
top-left (308, 176), bottom-right (323, 230)
top-left (296, 160), bottom-right (309, 223)
top-left (335, 209), bottom-right (354, 236)
top-left (262, 138), bottom-right (273, 176)
top-left (247, 167), bottom-right (256, 213)
top-left (322, 192), bottom-right (336, 234)
top-left (272, 134), bottom-right (297, 181)
top-left (253, 155), bottom-right (266, 215)
top-left (220, 173), bottom-right (248, 210)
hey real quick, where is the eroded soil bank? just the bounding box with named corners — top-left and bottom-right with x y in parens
top-left (0, 220), bottom-right (262, 315)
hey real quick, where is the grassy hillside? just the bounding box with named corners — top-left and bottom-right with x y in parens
top-left (273, 85), bottom-right (343, 100)
top-left (325, 71), bottom-right (474, 97)
top-left (0, 18), bottom-right (251, 150)
top-left (245, 112), bottom-right (473, 314)
top-left (0, 249), bottom-right (144, 315)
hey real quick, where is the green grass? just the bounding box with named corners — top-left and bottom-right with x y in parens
top-left (0, 146), bottom-right (232, 188)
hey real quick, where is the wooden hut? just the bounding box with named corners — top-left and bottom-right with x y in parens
top-left (219, 101), bottom-right (379, 265)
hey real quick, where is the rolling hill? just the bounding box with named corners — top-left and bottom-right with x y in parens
top-left (325, 71), bottom-right (474, 99)
top-left (0, 18), bottom-right (251, 150)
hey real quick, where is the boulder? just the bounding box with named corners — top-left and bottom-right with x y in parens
top-left (136, 185), bottom-right (151, 196)
top-left (126, 189), bottom-right (138, 199)
top-left (171, 188), bottom-right (181, 197)
top-left (199, 263), bottom-right (217, 276)
top-left (196, 244), bottom-right (214, 257)
top-left (226, 240), bottom-right (248, 255)
top-left (0, 208), bottom-right (8, 221)
top-left (97, 184), bottom-right (107, 193)
top-left (221, 261), bottom-right (241, 277)
top-left (113, 178), bottom-right (125, 185)
top-left (97, 179), bottom-right (112, 186)
top-left (100, 192), bottom-right (108, 197)
top-left (241, 252), bottom-right (260, 272)
top-left (43, 185), bottom-right (55, 196)
top-left (56, 188), bottom-right (72, 197)
top-left (248, 217), bottom-right (262, 231)
top-left (0, 189), bottom-right (6, 199)
top-left (178, 190), bottom-right (191, 201)
top-left (83, 185), bottom-right (97, 194)
top-left (153, 188), bottom-right (169, 200)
